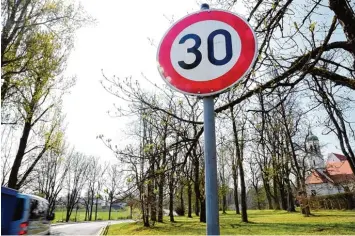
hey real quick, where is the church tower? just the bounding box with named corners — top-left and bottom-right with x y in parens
top-left (306, 134), bottom-right (324, 170)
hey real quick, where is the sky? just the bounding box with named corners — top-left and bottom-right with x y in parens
top-left (62, 0), bottom-right (348, 163)
top-left (62, 0), bottom-right (202, 161)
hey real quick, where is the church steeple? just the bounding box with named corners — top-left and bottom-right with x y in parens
top-left (306, 133), bottom-right (324, 170)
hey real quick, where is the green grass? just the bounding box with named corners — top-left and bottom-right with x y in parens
top-left (53, 207), bottom-right (132, 222)
top-left (107, 209), bottom-right (355, 235)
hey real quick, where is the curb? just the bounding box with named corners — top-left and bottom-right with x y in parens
top-left (52, 221), bottom-right (90, 226)
top-left (97, 226), bottom-right (104, 236)
top-left (98, 222), bottom-right (110, 235)
top-left (52, 219), bottom-right (135, 226)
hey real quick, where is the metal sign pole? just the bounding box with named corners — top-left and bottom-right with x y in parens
top-left (203, 96), bottom-right (220, 235)
top-left (201, 4), bottom-right (220, 235)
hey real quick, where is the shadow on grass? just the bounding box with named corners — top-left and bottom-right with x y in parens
top-left (310, 214), bottom-right (355, 217)
top-left (226, 222), bottom-right (355, 233)
top-left (130, 221), bottom-right (355, 235)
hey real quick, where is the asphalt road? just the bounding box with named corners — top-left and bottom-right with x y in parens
top-left (51, 220), bottom-right (134, 235)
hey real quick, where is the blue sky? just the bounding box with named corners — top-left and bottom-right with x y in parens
top-left (62, 0), bottom-right (351, 162)
top-left (63, 0), bottom-right (202, 161)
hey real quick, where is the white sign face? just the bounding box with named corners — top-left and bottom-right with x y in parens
top-left (170, 20), bottom-right (241, 82)
top-left (157, 9), bottom-right (257, 96)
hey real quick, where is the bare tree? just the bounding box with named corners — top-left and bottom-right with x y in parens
top-left (34, 145), bottom-right (71, 214)
top-left (65, 152), bottom-right (89, 222)
top-left (105, 163), bottom-right (124, 220)
top-left (308, 77), bottom-right (355, 174)
top-left (1, 125), bottom-right (16, 185)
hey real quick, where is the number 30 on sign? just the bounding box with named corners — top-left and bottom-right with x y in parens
top-left (157, 9), bottom-right (257, 96)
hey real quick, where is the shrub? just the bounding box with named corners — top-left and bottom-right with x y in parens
top-left (175, 206), bottom-right (185, 216)
top-left (309, 192), bottom-right (355, 210)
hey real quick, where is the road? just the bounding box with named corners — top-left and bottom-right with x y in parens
top-left (51, 220), bottom-right (134, 235)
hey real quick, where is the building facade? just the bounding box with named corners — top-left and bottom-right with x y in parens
top-left (305, 135), bottom-right (355, 196)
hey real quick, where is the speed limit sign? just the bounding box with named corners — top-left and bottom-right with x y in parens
top-left (157, 9), bottom-right (257, 96)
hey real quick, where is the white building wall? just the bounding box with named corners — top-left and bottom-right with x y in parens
top-left (306, 183), bottom-right (343, 196)
top-left (327, 153), bottom-right (339, 162)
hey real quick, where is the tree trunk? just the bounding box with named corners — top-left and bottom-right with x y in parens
top-left (255, 188), bottom-right (261, 210)
top-left (239, 160), bottom-right (248, 222)
top-left (200, 199), bottom-right (206, 223)
top-left (187, 181), bottom-right (192, 217)
top-left (143, 211), bottom-right (150, 227)
top-left (8, 120), bottom-right (32, 189)
top-left (222, 193), bottom-right (227, 214)
top-left (169, 180), bottom-right (175, 222)
top-left (195, 193), bottom-right (200, 216)
top-left (148, 177), bottom-right (156, 222)
top-left (75, 206), bottom-right (78, 222)
top-left (279, 181), bottom-right (288, 211)
top-left (130, 205), bottom-right (133, 219)
top-left (65, 208), bottom-right (70, 222)
top-left (258, 93), bottom-right (273, 210)
top-left (287, 180), bottom-right (296, 212)
top-left (180, 185), bottom-right (185, 216)
top-left (157, 174), bottom-right (164, 222)
top-left (300, 184), bottom-right (311, 217)
top-left (108, 199), bottom-right (112, 220)
top-left (232, 165), bottom-right (240, 214)
top-left (95, 197), bottom-right (98, 221)
top-left (89, 194), bottom-right (94, 221)
top-left (150, 163), bottom-right (157, 222)
top-left (272, 174), bottom-right (281, 210)
top-left (262, 177), bottom-right (274, 209)
top-left (65, 195), bottom-right (72, 223)
top-left (85, 203), bottom-right (89, 221)
top-left (143, 187), bottom-right (150, 227)
top-left (194, 155), bottom-right (200, 216)
top-left (150, 193), bottom-right (157, 222)
top-left (230, 106), bottom-right (248, 223)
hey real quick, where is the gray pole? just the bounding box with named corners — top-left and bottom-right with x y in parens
top-left (203, 96), bottom-right (220, 235)
top-left (200, 3), bottom-right (220, 229)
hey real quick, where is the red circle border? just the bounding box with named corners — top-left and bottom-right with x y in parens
top-left (157, 10), bottom-right (257, 96)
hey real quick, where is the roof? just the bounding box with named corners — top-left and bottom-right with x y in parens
top-left (333, 153), bottom-right (347, 161)
top-left (326, 158), bottom-right (354, 183)
top-left (1, 186), bottom-right (18, 196)
top-left (306, 153), bottom-right (355, 185)
top-left (306, 169), bottom-right (330, 184)
top-left (327, 160), bottom-right (353, 175)
top-left (18, 193), bottom-right (49, 203)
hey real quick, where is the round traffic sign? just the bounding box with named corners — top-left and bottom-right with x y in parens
top-left (157, 9), bottom-right (257, 96)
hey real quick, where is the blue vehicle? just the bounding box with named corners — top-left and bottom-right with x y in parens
top-left (1, 186), bottom-right (18, 235)
top-left (1, 187), bottom-right (55, 235)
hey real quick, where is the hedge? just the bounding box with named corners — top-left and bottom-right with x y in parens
top-left (309, 192), bottom-right (355, 210)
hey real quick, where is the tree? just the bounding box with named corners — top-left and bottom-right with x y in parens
top-left (1, 124), bottom-right (15, 185)
top-left (217, 135), bottom-right (230, 214)
top-left (6, 31), bottom-right (69, 189)
top-left (1, 0), bottom-right (89, 104)
top-left (248, 159), bottom-right (262, 210)
top-left (210, 0), bottom-right (354, 118)
top-left (86, 156), bottom-right (106, 221)
top-left (2, 0), bottom-right (91, 190)
top-left (105, 164), bottom-right (124, 220)
top-left (34, 145), bottom-right (70, 214)
top-left (308, 77), bottom-right (355, 174)
top-left (100, 74), bottom-right (206, 226)
top-left (65, 152), bottom-right (89, 222)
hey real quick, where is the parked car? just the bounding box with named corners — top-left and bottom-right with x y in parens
top-left (1, 187), bottom-right (55, 235)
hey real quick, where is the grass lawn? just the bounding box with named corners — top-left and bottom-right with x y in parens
top-left (53, 207), bottom-right (132, 222)
top-left (107, 209), bottom-right (355, 235)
